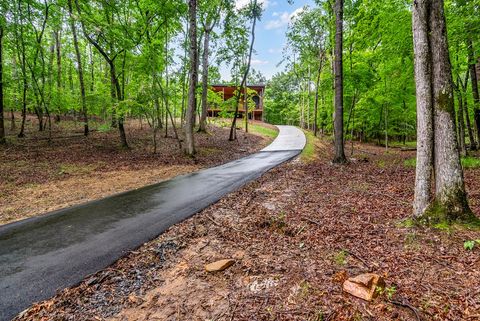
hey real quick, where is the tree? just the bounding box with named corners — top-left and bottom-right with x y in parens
top-left (229, 0), bottom-right (261, 141)
top-left (198, 0), bottom-right (223, 133)
top-left (286, 6), bottom-right (328, 136)
top-left (0, 20), bottom-right (4, 144)
top-left (467, 39), bottom-right (480, 147)
top-left (184, 0), bottom-right (198, 155)
top-left (412, 0), bottom-right (472, 222)
top-left (67, 0), bottom-right (88, 136)
top-left (75, 0), bottom-right (134, 148)
top-left (332, 0), bottom-right (346, 163)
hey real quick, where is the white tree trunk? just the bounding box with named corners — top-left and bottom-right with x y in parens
top-left (412, 0), bottom-right (434, 217)
top-left (430, 0), bottom-right (469, 218)
top-left (185, 0), bottom-right (198, 155)
top-left (412, 0), bottom-right (472, 221)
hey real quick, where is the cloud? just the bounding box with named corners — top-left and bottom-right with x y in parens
top-left (235, 0), bottom-right (270, 10)
top-left (251, 59), bottom-right (269, 66)
top-left (267, 48), bottom-right (282, 54)
top-left (265, 7), bottom-right (305, 30)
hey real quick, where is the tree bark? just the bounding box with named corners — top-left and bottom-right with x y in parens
top-left (68, 0), bottom-right (89, 136)
top-left (16, 0), bottom-right (28, 138)
top-left (54, 30), bottom-right (62, 89)
top-left (412, 0), bottom-right (471, 220)
top-left (199, 24), bottom-right (212, 133)
top-left (412, 0), bottom-right (435, 217)
top-left (455, 78), bottom-right (467, 156)
top-left (313, 71), bottom-right (321, 136)
top-left (467, 39), bottom-right (480, 148)
top-left (430, 0), bottom-right (470, 219)
top-left (0, 25), bottom-right (5, 144)
top-left (333, 0), bottom-right (346, 163)
top-left (185, 0), bottom-right (198, 155)
top-left (229, 0), bottom-right (258, 141)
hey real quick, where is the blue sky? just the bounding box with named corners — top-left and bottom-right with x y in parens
top-left (220, 0), bottom-right (315, 81)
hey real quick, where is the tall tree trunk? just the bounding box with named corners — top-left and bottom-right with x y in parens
top-left (0, 26), bottom-right (4, 144)
top-left (198, 25), bottom-right (211, 133)
top-left (11, 56), bottom-right (19, 131)
top-left (313, 51), bottom-right (323, 136)
top-left (412, 0), bottom-right (434, 217)
top-left (412, 0), bottom-right (471, 221)
top-left (430, 0), bottom-right (470, 220)
top-left (89, 45), bottom-right (94, 92)
top-left (467, 39), bottom-right (480, 148)
top-left (16, 0), bottom-right (28, 138)
top-left (456, 78), bottom-right (467, 156)
top-left (314, 73), bottom-right (321, 136)
top-left (333, 0), bottom-right (346, 163)
top-left (464, 92), bottom-right (476, 149)
top-left (185, 0), bottom-right (198, 155)
top-left (244, 83), bottom-right (249, 132)
top-left (68, 0), bottom-right (88, 136)
top-left (229, 0), bottom-right (257, 141)
top-left (110, 63), bottom-right (128, 148)
top-left (54, 30), bottom-right (61, 89)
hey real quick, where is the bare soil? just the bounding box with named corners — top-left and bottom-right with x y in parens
top-left (0, 115), bottom-right (273, 224)
top-left (13, 136), bottom-right (480, 321)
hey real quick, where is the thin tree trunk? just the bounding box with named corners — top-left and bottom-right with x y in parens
top-left (464, 94), bottom-right (476, 149)
top-left (89, 45), bottom-right (94, 92)
top-left (16, 0), bottom-right (28, 138)
top-left (0, 26), bottom-right (4, 144)
top-left (333, 0), bottom-right (346, 163)
top-left (313, 51), bottom-right (323, 136)
top-left (54, 29), bottom-right (61, 90)
top-left (185, 0), bottom-right (198, 155)
top-left (198, 25), bottom-right (211, 133)
top-left (455, 77), bottom-right (466, 156)
top-left (68, 0), bottom-right (88, 136)
top-left (412, 0), bottom-right (434, 217)
top-left (467, 39), bottom-right (480, 148)
top-left (75, 0), bottom-right (127, 147)
top-left (229, 0), bottom-right (257, 141)
top-left (307, 67), bottom-right (311, 130)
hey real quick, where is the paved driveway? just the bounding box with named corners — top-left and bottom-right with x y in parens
top-left (0, 125), bottom-right (305, 320)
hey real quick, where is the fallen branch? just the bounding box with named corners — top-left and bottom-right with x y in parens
top-left (365, 191), bottom-right (410, 205)
top-left (345, 249), bottom-right (371, 270)
top-left (302, 217), bottom-right (322, 226)
top-left (389, 299), bottom-right (422, 321)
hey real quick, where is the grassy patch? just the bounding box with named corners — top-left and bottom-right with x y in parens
top-left (404, 158), bottom-right (416, 167)
top-left (197, 147), bottom-right (221, 156)
top-left (58, 163), bottom-right (97, 176)
top-left (389, 141), bottom-right (417, 148)
top-left (333, 249), bottom-right (348, 266)
top-left (248, 123), bottom-right (279, 139)
top-left (461, 156), bottom-right (480, 168)
top-left (404, 156), bottom-right (480, 169)
top-left (301, 130), bottom-right (318, 162)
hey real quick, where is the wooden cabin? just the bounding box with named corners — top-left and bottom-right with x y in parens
top-left (208, 84), bottom-right (265, 121)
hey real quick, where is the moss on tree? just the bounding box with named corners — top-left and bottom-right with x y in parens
top-left (417, 198), bottom-right (480, 228)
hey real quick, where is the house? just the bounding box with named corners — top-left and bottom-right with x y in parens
top-left (208, 84), bottom-right (265, 121)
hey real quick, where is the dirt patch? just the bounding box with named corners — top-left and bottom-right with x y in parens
top-left (14, 139), bottom-right (480, 321)
top-left (1, 165), bottom-right (198, 223)
top-left (1, 117), bottom-right (271, 224)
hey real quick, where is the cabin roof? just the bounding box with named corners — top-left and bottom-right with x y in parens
top-left (210, 83), bottom-right (266, 89)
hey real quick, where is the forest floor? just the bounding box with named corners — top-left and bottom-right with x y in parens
top-left (12, 133), bottom-right (480, 321)
top-left (0, 115), bottom-right (275, 225)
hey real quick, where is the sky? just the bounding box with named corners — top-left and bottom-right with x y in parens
top-left (220, 0), bottom-right (316, 81)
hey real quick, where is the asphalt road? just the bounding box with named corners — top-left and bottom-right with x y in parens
top-left (0, 125), bottom-right (305, 320)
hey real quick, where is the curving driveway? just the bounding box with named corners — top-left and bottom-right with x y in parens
top-left (0, 125), bottom-right (305, 320)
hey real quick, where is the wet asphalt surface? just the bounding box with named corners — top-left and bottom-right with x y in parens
top-left (0, 125), bottom-right (305, 320)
